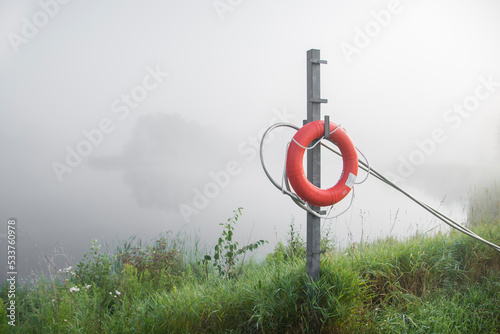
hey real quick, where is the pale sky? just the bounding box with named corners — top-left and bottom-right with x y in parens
top-left (1, 0), bottom-right (500, 281)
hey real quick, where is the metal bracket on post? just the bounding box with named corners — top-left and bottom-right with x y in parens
top-left (324, 115), bottom-right (330, 139)
top-left (309, 59), bottom-right (328, 65)
top-left (310, 98), bottom-right (328, 103)
top-left (308, 250), bottom-right (327, 255)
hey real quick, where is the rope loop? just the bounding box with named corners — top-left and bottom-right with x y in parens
top-left (260, 122), bottom-right (500, 253)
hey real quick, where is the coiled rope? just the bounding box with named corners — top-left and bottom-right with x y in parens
top-left (260, 122), bottom-right (500, 253)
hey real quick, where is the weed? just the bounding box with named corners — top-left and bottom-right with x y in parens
top-left (204, 208), bottom-right (267, 278)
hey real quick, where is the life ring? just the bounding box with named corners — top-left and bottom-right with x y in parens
top-left (286, 120), bottom-right (358, 207)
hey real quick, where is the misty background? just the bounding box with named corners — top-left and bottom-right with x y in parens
top-left (1, 0), bottom-right (500, 282)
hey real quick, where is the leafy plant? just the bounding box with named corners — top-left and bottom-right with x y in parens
top-left (73, 239), bottom-right (113, 289)
top-left (204, 207), bottom-right (267, 278)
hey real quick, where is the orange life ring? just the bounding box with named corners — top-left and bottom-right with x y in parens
top-left (286, 120), bottom-right (358, 207)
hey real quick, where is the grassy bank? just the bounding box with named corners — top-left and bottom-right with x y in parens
top-left (1, 189), bottom-right (499, 333)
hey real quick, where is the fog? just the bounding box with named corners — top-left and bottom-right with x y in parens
top-left (1, 0), bottom-right (500, 282)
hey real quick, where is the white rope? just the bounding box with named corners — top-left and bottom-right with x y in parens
top-left (260, 122), bottom-right (500, 253)
top-left (291, 123), bottom-right (342, 150)
top-left (319, 140), bottom-right (500, 253)
top-left (329, 123), bottom-right (342, 135)
top-left (355, 146), bottom-right (370, 184)
top-left (322, 188), bottom-right (356, 220)
top-left (291, 137), bottom-right (322, 150)
top-left (281, 142), bottom-right (290, 194)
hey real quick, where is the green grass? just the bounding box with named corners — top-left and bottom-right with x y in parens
top-left (1, 188), bottom-right (500, 333)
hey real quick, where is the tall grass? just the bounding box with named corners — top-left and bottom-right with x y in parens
top-left (468, 181), bottom-right (500, 227)
top-left (1, 187), bottom-right (499, 333)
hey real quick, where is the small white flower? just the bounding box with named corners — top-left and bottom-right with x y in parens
top-left (115, 290), bottom-right (121, 296)
top-left (69, 286), bottom-right (80, 293)
top-left (109, 292), bottom-right (112, 295)
top-left (85, 285), bottom-right (91, 289)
